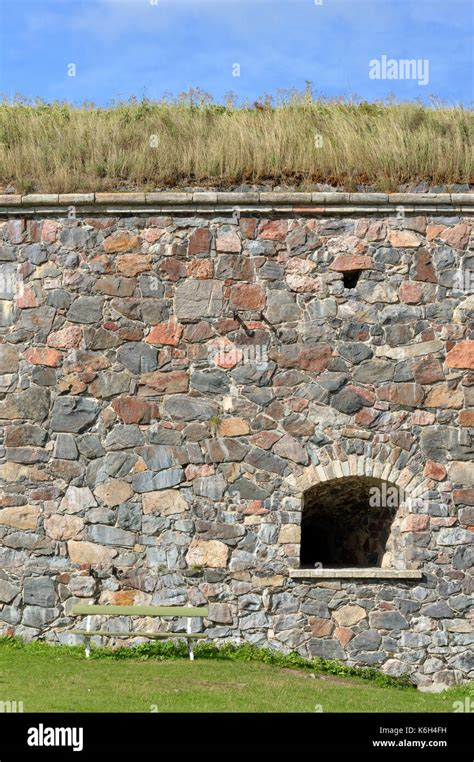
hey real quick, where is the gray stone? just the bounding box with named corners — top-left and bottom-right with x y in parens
top-left (104, 425), bottom-right (145, 450)
top-left (246, 240), bottom-right (268, 257)
top-left (76, 434), bottom-right (104, 459)
top-left (23, 244), bottom-right (47, 265)
top-left (175, 280), bottom-right (224, 320)
top-left (101, 452), bottom-right (138, 478)
top-left (453, 546), bottom-right (474, 570)
top-left (0, 387), bottom-right (50, 422)
top-left (0, 605), bottom-right (21, 624)
top-left (273, 434), bottom-right (308, 465)
top-left (69, 576), bottom-right (97, 597)
top-left (193, 474), bottom-right (226, 501)
top-left (59, 227), bottom-right (91, 249)
top-left (208, 603), bottom-right (233, 624)
top-left (231, 362), bottom-right (276, 387)
top-left (238, 594), bottom-right (262, 611)
top-left (139, 275), bottom-right (165, 298)
top-left (331, 387), bottom-right (369, 414)
top-left (91, 371), bottom-right (130, 399)
top-left (15, 306), bottom-right (55, 340)
top-left (0, 343), bottom-right (19, 374)
top-left (229, 551), bottom-right (256, 571)
top-left (140, 300), bottom-right (168, 324)
top-left (47, 289), bottom-right (72, 310)
top-left (67, 296), bottom-right (104, 323)
top-left (273, 614), bottom-right (304, 632)
top-left (32, 367), bottom-right (56, 386)
top-left (382, 659), bottom-right (408, 677)
top-left (353, 650), bottom-right (386, 665)
top-left (117, 342), bottom-right (158, 374)
top-left (307, 298), bottom-right (337, 320)
top-left (23, 576), bottom-right (56, 607)
top-left (436, 527), bottom-right (473, 546)
top-left (265, 291), bottom-right (301, 324)
top-left (259, 261), bottom-right (284, 279)
top-left (369, 610), bottom-right (409, 630)
top-left (4, 533), bottom-right (54, 552)
top-left (86, 326), bottom-right (121, 349)
top-left (0, 264), bottom-right (17, 298)
top-left (117, 503), bottom-right (142, 532)
top-left (431, 632), bottom-right (449, 647)
top-left (241, 387), bottom-right (274, 406)
top-left (240, 612), bottom-right (270, 630)
top-left (258, 524), bottom-right (279, 544)
top-left (51, 396), bottom-right (99, 433)
top-left (139, 445), bottom-right (185, 470)
top-left (0, 578), bottom-right (20, 603)
top-left (87, 525), bottom-right (135, 547)
top-left (53, 433), bottom-right (78, 460)
top-left (205, 438), bottom-right (249, 463)
top-left (149, 426), bottom-right (182, 445)
top-left (308, 639), bottom-right (345, 660)
top-left (337, 343), bottom-right (373, 365)
top-left (230, 478), bottom-right (269, 501)
top-left (448, 594), bottom-right (472, 612)
top-left (0, 245), bottom-right (16, 262)
top-left (5, 447), bottom-right (49, 464)
top-left (132, 468), bottom-right (184, 492)
top-left (246, 448), bottom-right (287, 475)
top-left (420, 602), bottom-right (454, 618)
top-left (449, 652), bottom-right (474, 673)
top-left (354, 360), bottom-right (394, 383)
top-left (162, 395), bottom-right (218, 421)
top-left (301, 601), bottom-right (330, 618)
top-left (191, 370), bottom-right (230, 394)
top-left (421, 427), bottom-right (473, 462)
top-left (400, 632), bottom-right (431, 647)
top-left (22, 606), bottom-right (59, 628)
top-left (271, 593), bottom-right (299, 614)
top-left (347, 630), bottom-right (381, 651)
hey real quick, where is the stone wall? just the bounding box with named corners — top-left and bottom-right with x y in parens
top-left (0, 193), bottom-right (473, 689)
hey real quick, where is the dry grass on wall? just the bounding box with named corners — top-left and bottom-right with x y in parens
top-left (0, 93), bottom-right (472, 193)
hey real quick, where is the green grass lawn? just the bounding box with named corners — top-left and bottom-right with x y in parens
top-left (0, 640), bottom-right (470, 713)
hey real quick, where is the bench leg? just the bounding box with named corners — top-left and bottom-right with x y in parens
top-left (187, 639), bottom-right (194, 661)
top-left (85, 637), bottom-right (91, 659)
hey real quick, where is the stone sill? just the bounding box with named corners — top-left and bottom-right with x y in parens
top-left (0, 191), bottom-right (471, 217)
top-left (289, 568), bottom-right (423, 580)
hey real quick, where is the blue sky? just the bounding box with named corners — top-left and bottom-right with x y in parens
top-left (0, 0), bottom-right (472, 105)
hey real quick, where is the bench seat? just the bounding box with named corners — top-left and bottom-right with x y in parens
top-left (68, 603), bottom-right (209, 660)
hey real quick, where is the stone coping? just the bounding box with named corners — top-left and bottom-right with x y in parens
top-left (0, 191), bottom-right (472, 216)
top-left (289, 569), bottom-right (424, 580)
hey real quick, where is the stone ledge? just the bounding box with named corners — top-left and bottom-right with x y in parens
top-left (0, 191), bottom-right (472, 217)
top-left (289, 568), bottom-right (424, 580)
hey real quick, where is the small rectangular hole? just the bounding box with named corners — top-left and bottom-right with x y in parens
top-left (343, 270), bottom-right (362, 289)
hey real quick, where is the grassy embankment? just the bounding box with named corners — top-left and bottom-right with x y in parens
top-left (0, 92), bottom-right (471, 193)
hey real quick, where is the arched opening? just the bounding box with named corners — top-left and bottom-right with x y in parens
top-left (300, 476), bottom-right (400, 568)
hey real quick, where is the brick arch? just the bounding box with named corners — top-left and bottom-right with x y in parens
top-left (290, 452), bottom-right (432, 501)
top-left (286, 444), bottom-right (437, 570)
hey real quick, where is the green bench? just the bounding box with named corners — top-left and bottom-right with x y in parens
top-left (70, 604), bottom-right (208, 660)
